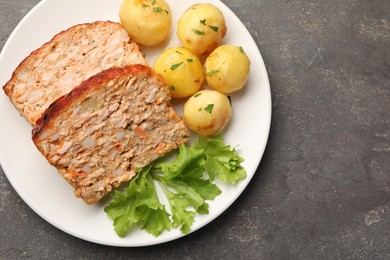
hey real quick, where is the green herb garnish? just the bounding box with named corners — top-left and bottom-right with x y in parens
top-left (209, 25), bottom-right (219, 32)
top-left (192, 28), bottom-right (205, 36)
top-left (105, 134), bottom-right (246, 237)
top-left (104, 165), bottom-right (171, 237)
top-left (187, 58), bottom-right (193, 62)
top-left (153, 7), bottom-right (163, 12)
top-left (204, 104), bottom-right (214, 113)
top-left (200, 19), bottom-right (206, 25)
top-left (207, 69), bottom-right (221, 76)
top-left (170, 62), bottom-right (184, 70)
top-left (239, 46), bottom-right (245, 53)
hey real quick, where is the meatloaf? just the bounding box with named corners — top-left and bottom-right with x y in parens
top-left (3, 21), bottom-right (146, 126)
top-left (32, 65), bottom-right (190, 204)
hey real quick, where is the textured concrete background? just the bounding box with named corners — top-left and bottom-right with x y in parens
top-left (1, 0), bottom-right (389, 259)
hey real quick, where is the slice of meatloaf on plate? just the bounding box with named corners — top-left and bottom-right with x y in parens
top-left (32, 65), bottom-right (190, 205)
top-left (3, 21), bottom-right (146, 126)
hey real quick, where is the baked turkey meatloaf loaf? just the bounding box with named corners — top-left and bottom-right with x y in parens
top-left (3, 21), bottom-right (146, 126)
top-left (32, 65), bottom-right (190, 205)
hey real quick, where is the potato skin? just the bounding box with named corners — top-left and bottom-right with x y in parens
top-left (119, 0), bottom-right (172, 46)
top-left (183, 90), bottom-right (232, 137)
top-left (154, 47), bottom-right (204, 99)
top-left (204, 45), bottom-right (251, 94)
top-left (177, 4), bottom-right (227, 56)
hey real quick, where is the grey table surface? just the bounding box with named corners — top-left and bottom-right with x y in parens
top-left (1, 0), bottom-right (389, 259)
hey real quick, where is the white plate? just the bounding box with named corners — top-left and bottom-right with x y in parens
top-left (0, 0), bottom-right (271, 247)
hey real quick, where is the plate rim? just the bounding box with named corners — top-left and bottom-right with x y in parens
top-left (0, 0), bottom-right (272, 247)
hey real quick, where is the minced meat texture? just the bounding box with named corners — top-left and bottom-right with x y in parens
top-left (3, 21), bottom-right (146, 126)
top-left (32, 65), bottom-right (189, 204)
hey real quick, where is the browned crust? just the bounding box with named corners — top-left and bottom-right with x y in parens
top-left (32, 64), bottom-right (160, 141)
top-left (2, 21), bottom-right (122, 97)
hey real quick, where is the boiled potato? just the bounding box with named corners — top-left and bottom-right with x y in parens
top-left (119, 0), bottom-right (172, 46)
top-left (154, 47), bottom-right (204, 98)
top-left (183, 90), bottom-right (232, 137)
top-left (177, 4), bottom-right (227, 56)
top-left (204, 45), bottom-right (251, 94)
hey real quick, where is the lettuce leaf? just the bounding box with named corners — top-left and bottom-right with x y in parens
top-left (195, 133), bottom-right (247, 184)
top-left (105, 133), bottom-right (246, 237)
top-left (155, 144), bottom-right (221, 234)
top-left (104, 166), bottom-right (170, 237)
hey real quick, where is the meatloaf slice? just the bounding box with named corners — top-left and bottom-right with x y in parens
top-left (32, 65), bottom-right (190, 205)
top-left (3, 21), bottom-right (146, 126)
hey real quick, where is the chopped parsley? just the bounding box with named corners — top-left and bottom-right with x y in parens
top-left (143, 1), bottom-right (168, 14)
top-left (170, 85), bottom-right (175, 90)
top-left (239, 46), bottom-right (245, 53)
top-left (204, 104), bottom-right (214, 113)
top-left (170, 62), bottom-right (184, 70)
top-left (192, 28), bottom-right (205, 36)
top-left (209, 25), bottom-right (219, 32)
top-left (200, 19), bottom-right (206, 25)
top-left (207, 69), bottom-right (221, 76)
top-left (176, 51), bottom-right (184, 55)
top-left (153, 7), bottom-right (164, 12)
top-left (194, 93), bottom-right (202, 98)
top-left (187, 58), bottom-right (193, 62)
